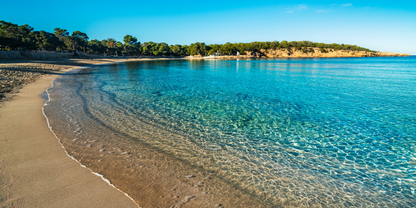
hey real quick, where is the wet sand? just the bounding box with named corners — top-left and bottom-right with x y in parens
top-left (0, 58), bottom-right (273, 208)
top-left (0, 58), bottom-right (150, 207)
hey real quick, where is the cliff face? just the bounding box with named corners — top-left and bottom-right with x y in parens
top-left (244, 48), bottom-right (410, 58)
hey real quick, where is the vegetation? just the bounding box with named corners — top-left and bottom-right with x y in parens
top-left (0, 20), bottom-right (376, 56)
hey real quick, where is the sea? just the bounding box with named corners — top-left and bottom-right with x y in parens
top-left (43, 56), bottom-right (416, 207)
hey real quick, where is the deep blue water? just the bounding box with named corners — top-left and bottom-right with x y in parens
top-left (46, 57), bottom-right (416, 207)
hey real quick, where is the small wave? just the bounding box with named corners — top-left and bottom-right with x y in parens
top-left (42, 67), bottom-right (140, 208)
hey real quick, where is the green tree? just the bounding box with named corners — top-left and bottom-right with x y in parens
top-left (35, 31), bottom-right (61, 50)
top-left (0, 20), bottom-right (379, 54)
top-left (279, 40), bottom-right (288, 49)
top-left (102, 38), bottom-right (117, 55)
top-left (123, 34), bottom-right (138, 55)
top-left (0, 21), bottom-right (34, 50)
top-left (123, 34), bottom-right (137, 46)
top-left (158, 42), bottom-right (170, 56)
top-left (309, 48), bottom-right (315, 53)
top-left (54, 28), bottom-right (69, 38)
top-left (188, 42), bottom-right (207, 56)
top-left (207, 44), bottom-right (221, 55)
top-left (169, 44), bottom-right (181, 55)
top-left (71, 31), bottom-right (89, 51)
top-left (53, 28), bottom-right (68, 51)
top-left (180, 45), bottom-right (189, 56)
top-left (220, 42), bottom-right (233, 55)
top-left (88, 39), bottom-right (105, 54)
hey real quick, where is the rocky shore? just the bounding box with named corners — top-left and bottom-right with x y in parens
top-left (0, 58), bottom-right (138, 101)
top-left (0, 62), bottom-right (61, 101)
top-left (198, 48), bottom-right (410, 59)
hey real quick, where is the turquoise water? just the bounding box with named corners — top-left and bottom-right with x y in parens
top-left (45, 57), bottom-right (416, 207)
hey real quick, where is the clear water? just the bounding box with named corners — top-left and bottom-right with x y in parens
top-left (45, 57), bottom-right (416, 207)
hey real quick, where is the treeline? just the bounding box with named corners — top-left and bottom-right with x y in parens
top-left (0, 20), bottom-right (375, 56)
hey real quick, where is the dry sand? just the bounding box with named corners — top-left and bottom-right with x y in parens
top-left (0, 58), bottom-right (272, 208)
top-left (0, 58), bottom-right (160, 207)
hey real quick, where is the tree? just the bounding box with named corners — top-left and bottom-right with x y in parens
top-left (88, 39), bottom-right (105, 54)
top-left (208, 44), bottom-right (221, 55)
top-left (180, 45), bottom-right (189, 56)
top-left (0, 21), bottom-right (34, 50)
top-left (54, 28), bottom-right (69, 38)
top-left (116, 41), bottom-right (123, 55)
top-left (309, 48), bottom-right (315, 53)
top-left (123, 34), bottom-right (138, 55)
top-left (170, 44), bottom-right (181, 55)
top-left (18, 24), bottom-right (34, 49)
top-left (141, 42), bottom-right (150, 55)
top-left (269, 41), bottom-right (279, 49)
top-left (52, 28), bottom-right (68, 51)
top-left (188, 42), bottom-right (207, 56)
top-left (123, 34), bottom-right (137, 46)
top-left (71, 31), bottom-right (89, 51)
top-left (158, 43), bottom-right (170, 56)
top-left (0, 20), bottom-right (378, 54)
top-left (103, 38), bottom-right (117, 55)
top-left (279, 40), bottom-right (288, 48)
top-left (32, 31), bottom-right (61, 50)
top-left (131, 41), bottom-right (142, 56)
top-left (220, 42), bottom-right (233, 55)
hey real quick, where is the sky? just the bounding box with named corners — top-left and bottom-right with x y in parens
top-left (2, 0), bottom-right (416, 54)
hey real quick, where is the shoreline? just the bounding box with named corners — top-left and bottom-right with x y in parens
top-left (41, 65), bottom-right (142, 205)
top-left (187, 49), bottom-right (410, 60)
top-left (0, 57), bottom-right (182, 102)
top-left (41, 61), bottom-right (272, 207)
top-left (0, 58), bottom-right (163, 207)
top-left (2, 56), bottom-right (412, 207)
top-left (1, 57), bottom-right (269, 208)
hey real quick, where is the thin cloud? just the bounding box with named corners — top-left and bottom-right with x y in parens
top-left (285, 4), bottom-right (309, 13)
top-left (298, 4), bottom-right (309, 11)
top-left (316, 10), bottom-right (331, 13)
top-left (341, 3), bottom-right (353, 7)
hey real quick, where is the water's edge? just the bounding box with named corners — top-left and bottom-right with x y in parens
top-left (41, 58), bottom-right (416, 207)
top-left (42, 66), bottom-right (141, 207)
top-left (41, 63), bottom-right (276, 208)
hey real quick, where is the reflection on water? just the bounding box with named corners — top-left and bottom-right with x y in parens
top-left (45, 57), bottom-right (416, 207)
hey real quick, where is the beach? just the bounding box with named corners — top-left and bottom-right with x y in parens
top-left (2, 1), bottom-right (414, 206)
top-left (2, 57), bottom-right (414, 207)
top-left (0, 58), bottom-right (145, 208)
top-left (0, 58), bottom-right (268, 208)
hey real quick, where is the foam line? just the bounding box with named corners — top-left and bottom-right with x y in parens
top-left (42, 66), bottom-right (141, 208)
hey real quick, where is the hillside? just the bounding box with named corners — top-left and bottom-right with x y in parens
top-left (199, 48), bottom-right (410, 59)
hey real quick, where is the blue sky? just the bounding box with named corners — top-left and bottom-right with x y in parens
top-left (2, 1), bottom-right (416, 54)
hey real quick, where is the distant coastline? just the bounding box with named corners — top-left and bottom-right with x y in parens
top-left (0, 49), bottom-right (409, 62)
top-left (191, 48), bottom-right (410, 60)
top-left (1, 20), bottom-right (409, 60)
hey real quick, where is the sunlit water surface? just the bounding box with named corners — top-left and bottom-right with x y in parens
top-left (45, 57), bottom-right (416, 207)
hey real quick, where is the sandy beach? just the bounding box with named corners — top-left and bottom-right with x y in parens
top-left (0, 58), bottom-right (150, 208)
top-left (0, 58), bottom-right (273, 208)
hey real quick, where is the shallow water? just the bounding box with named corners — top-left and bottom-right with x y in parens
top-left (44, 57), bottom-right (416, 207)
